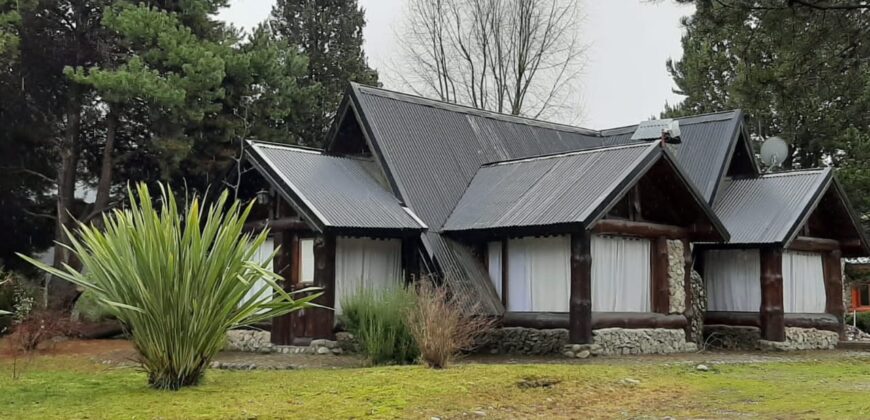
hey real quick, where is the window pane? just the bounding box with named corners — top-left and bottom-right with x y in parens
top-left (300, 238), bottom-right (315, 284)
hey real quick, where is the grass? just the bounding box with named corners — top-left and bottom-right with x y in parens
top-left (2, 351), bottom-right (870, 419)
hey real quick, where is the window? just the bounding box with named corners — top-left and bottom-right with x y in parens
top-left (242, 237), bottom-right (274, 307)
top-left (333, 237), bottom-right (402, 314)
top-left (487, 241), bottom-right (503, 300)
top-left (300, 238), bottom-right (315, 284)
top-left (782, 251), bottom-right (826, 313)
top-left (704, 249), bottom-right (761, 312)
top-left (591, 235), bottom-right (651, 312)
top-left (505, 236), bottom-right (570, 312)
top-left (858, 284), bottom-right (870, 307)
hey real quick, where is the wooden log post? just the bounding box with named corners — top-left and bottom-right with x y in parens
top-left (760, 247), bottom-right (785, 342)
top-left (569, 232), bottom-right (592, 344)
top-left (651, 237), bottom-right (670, 314)
top-left (401, 237), bottom-right (420, 285)
top-left (823, 248), bottom-right (846, 340)
top-left (271, 231), bottom-right (298, 345)
top-left (311, 234), bottom-right (336, 339)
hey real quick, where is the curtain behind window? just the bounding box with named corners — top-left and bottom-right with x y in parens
top-left (782, 250), bottom-right (826, 313)
top-left (506, 236), bottom-right (570, 312)
top-left (334, 237), bottom-right (402, 314)
top-left (487, 241), bottom-right (503, 299)
top-left (242, 237), bottom-right (274, 307)
top-left (591, 235), bottom-right (651, 312)
top-left (704, 249), bottom-right (761, 312)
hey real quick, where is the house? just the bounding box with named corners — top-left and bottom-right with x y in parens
top-left (244, 83), bottom-right (868, 353)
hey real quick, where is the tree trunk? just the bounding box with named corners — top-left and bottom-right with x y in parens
top-left (91, 106), bottom-right (118, 219)
top-left (48, 95), bottom-right (82, 311)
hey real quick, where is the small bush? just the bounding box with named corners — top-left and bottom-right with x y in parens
top-left (846, 312), bottom-right (870, 333)
top-left (73, 289), bottom-right (115, 323)
top-left (7, 310), bottom-right (78, 352)
top-left (340, 287), bottom-right (418, 365)
top-left (405, 281), bottom-right (494, 369)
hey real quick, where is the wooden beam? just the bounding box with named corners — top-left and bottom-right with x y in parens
top-left (705, 311), bottom-right (840, 332)
top-left (243, 217), bottom-right (310, 233)
top-left (271, 231), bottom-right (297, 345)
top-left (824, 249), bottom-right (846, 340)
top-left (311, 234), bottom-right (336, 339)
top-left (651, 237), bottom-right (670, 314)
top-left (760, 247), bottom-right (785, 342)
top-left (592, 219), bottom-right (688, 240)
top-left (502, 312), bottom-right (688, 330)
top-left (788, 236), bottom-right (840, 253)
top-left (569, 232), bottom-right (592, 344)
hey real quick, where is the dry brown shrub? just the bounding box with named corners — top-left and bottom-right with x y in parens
top-left (8, 310), bottom-right (79, 352)
top-left (405, 280), bottom-right (494, 369)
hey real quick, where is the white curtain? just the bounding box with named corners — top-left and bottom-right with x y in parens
top-left (334, 237), bottom-right (402, 314)
top-left (242, 238), bottom-right (274, 307)
top-left (783, 250), bottom-right (826, 313)
top-left (487, 241), bottom-right (503, 299)
top-left (704, 249), bottom-right (761, 312)
top-left (591, 235), bottom-right (651, 312)
top-left (506, 236), bottom-right (570, 312)
top-left (300, 238), bottom-right (315, 284)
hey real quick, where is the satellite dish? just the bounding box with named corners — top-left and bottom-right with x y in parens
top-left (761, 136), bottom-right (788, 168)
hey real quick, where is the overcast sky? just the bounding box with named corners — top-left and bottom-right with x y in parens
top-left (217, 0), bottom-right (693, 129)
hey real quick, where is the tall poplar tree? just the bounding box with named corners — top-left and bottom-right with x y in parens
top-left (270, 0), bottom-right (378, 147)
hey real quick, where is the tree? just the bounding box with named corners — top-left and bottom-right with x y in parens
top-left (396, 0), bottom-right (585, 122)
top-left (664, 1), bottom-right (870, 226)
top-left (270, 0), bottom-right (378, 147)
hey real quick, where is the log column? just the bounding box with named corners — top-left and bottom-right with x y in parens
top-left (569, 232), bottom-right (592, 344)
top-left (651, 237), bottom-right (670, 314)
top-left (311, 234), bottom-right (336, 339)
top-left (760, 247), bottom-right (785, 342)
top-left (824, 248), bottom-right (845, 340)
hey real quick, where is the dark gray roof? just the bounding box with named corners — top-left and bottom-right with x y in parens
top-left (246, 141), bottom-right (425, 233)
top-left (339, 84), bottom-right (744, 315)
top-left (712, 169), bottom-right (831, 244)
top-left (601, 110), bottom-right (748, 204)
top-left (443, 143), bottom-right (656, 231)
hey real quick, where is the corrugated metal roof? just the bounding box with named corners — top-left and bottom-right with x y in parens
top-left (712, 169), bottom-right (831, 244)
top-left (246, 141), bottom-right (425, 232)
top-left (345, 85), bottom-right (743, 314)
top-left (443, 143), bottom-right (657, 231)
top-left (602, 110), bottom-right (745, 203)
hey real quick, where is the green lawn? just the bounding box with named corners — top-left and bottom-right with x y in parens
top-left (2, 352), bottom-right (870, 419)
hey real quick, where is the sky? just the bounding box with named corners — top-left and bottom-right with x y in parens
top-left (217, 0), bottom-right (694, 129)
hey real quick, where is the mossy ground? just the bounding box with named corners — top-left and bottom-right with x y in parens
top-left (1, 341), bottom-right (869, 419)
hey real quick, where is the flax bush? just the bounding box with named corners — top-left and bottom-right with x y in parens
top-left (340, 287), bottom-right (418, 365)
top-left (19, 183), bottom-right (319, 390)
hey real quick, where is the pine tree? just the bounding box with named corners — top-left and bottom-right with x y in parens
top-left (270, 0), bottom-right (378, 147)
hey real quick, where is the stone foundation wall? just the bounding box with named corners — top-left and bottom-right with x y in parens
top-left (704, 325), bottom-right (839, 351)
top-left (224, 330), bottom-right (344, 355)
top-left (478, 326), bottom-right (696, 356)
top-left (667, 240), bottom-right (686, 314)
top-left (687, 270), bottom-right (706, 346)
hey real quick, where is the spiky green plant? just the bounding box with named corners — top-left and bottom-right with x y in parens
top-left (18, 183), bottom-right (319, 390)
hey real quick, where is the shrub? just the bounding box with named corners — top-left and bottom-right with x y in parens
top-left (0, 271), bottom-right (37, 334)
top-left (405, 281), bottom-right (494, 369)
top-left (846, 312), bottom-right (870, 333)
top-left (73, 289), bottom-right (115, 323)
top-left (340, 287), bottom-right (418, 365)
top-left (19, 183), bottom-right (320, 390)
top-left (7, 310), bottom-right (78, 352)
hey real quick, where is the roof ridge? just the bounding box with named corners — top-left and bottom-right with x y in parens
top-left (756, 167), bottom-right (829, 178)
top-left (352, 83), bottom-right (600, 136)
top-left (483, 142), bottom-right (654, 167)
top-left (247, 140), bottom-right (323, 154)
top-left (599, 109), bottom-right (743, 136)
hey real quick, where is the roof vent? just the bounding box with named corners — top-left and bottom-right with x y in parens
top-left (630, 119), bottom-right (681, 144)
